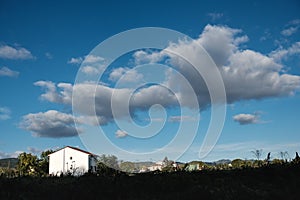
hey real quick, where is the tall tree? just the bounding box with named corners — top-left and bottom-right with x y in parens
top-left (17, 152), bottom-right (38, 176)
top-left (97, 154), bottom-right (119, 170)
top-left (38, 150), bottom-right (54, 175)
top-left (251, 149), bottom-right (263, 167)
top-left (251, 149), bottom-right (263, 160)
top-left (231, 159), bottom-right (244, 169)
top-left (279, 151), bottom-right (289, 162)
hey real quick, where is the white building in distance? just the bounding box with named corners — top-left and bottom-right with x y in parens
top-left (48, 146), bottom-right (97, 176)
top-left (147, 161), bottom-right (164, 172)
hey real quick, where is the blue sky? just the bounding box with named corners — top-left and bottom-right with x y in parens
top-left (0, 0), bottom-right (300, 162)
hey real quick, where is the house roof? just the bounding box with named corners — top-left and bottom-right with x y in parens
top-left (49, 146), bottom-right (96, 156)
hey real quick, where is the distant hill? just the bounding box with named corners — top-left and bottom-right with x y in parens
top-left (205, 159), bottom-right (231, 166)
top-left (132, 161), bottom-right (155, 169)
top-left (0, 158), bottom-right (18, 168)
top-left (214, 159), bottom-right (231, 165)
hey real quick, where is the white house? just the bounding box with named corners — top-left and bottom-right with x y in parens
top-left (48, 146), bottom-right (97, 176)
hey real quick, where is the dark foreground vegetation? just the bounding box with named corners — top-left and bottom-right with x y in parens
top-left (1, 162), bottom-right (300, 200)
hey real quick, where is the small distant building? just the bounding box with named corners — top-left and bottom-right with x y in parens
top-left (185, 161), bottom-right (205, 171)
top-left (147, 161), bottom-right (166, 172)
top-left (48, 146), bottom-right (97, 176)
top-left (148, 164), bottom-right (163, 171)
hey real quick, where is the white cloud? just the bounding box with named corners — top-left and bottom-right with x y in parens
top-left (222, 49), bottom-right (298, 101)
top-left (270, 42), bottom-right (300, 61)
top-left (233, 113), bottom-right (259, 125)
top-left (133, 50), bottom-right (165, 65)
top-left (197, 24), bottom-right (245, 67)
top-left (32, 24), bottom-right (300, 129)
top-left (68, 55), bottom-right (104, 65)
top-left (20, 110), bottom-right (80, 138)
top-left (130, 84), bottom-right (177, 108)
top-left (207, 12), bottom-right (223, 21)
top-left (0, 67), bottom-right (19, 77)
top-left (109, 68), bottom-right (126, 81)
top-left (81, 65), bottom-right (102, 75)
top-left (84, 55), bottom-right (104, 63)
top-left (0, 107), bottom-right (11, 120)
top-left (34, 81), bottom-right (60, 102)
top-left (281, 26), bottom-right (298, 36)
top-left (34, 81), bottom-right (177, 125)
top-left (281, 19), bottom-right (300, 37)
top-left (34, 81), bottom-right (72, 104)
top-left (109, 67), bottom-right (144, 83)
top-left (134, 24), bottom-right (300, 105)
top-left (68, 55), bottom-right (107, 76)
top-left (68, 57), bottom-right (83, 64)
top-left (0, 45), bottom-right (34, 60)
top-left (115, 130), bottom-right (128, 138)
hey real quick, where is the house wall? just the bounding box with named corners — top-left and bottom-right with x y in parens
top-left (49, 147), bottom-right (93, 176)
top-left (49, 149), bottom-right (64, 176)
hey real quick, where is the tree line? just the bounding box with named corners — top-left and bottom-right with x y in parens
top-left (1, 149), bottom-right (300, 177)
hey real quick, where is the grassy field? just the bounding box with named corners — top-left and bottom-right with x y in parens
top-left (1, 163), bottom-right (299, 200)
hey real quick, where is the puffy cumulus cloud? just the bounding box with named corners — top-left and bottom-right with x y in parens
top-left (197, 24), bottom-right (248, 67)
top-left (76, 83), bottom-right (176, 124)
top-left (32, 24), bottom-right (300, 129)
top-left (0, 67), bottom-right (19, 77)
top-left (221, 50), bottom-right (298, 102)
top-left (134, 24), bottom-right (300, 105)
top-left (34, 81), bottom-right (58, 102)
top-left (109, 67), bottom-right (144, 83)
top-left (68, 55), bottom-right (104, 65)
top-left (20, 110), bottom-right (80, 138)
top-left (115, 130), bottom-right (128, 138)
top-left (0, 107), bottom-right (11, 120)
top-left (73, 83), bottom-right (131, 125)
top-left (34, 81), bottom-right (72, 104)
top-left (130, 84), bottom-right (177, 109)
top-left (34, 81), bottom-right (177, 125)
top-left (133, 50), bottom-right (165, 65)
top-left (233, 113), bottom-right (259, 125)
top-left (81, 65), bottom-right (103, 75)
top-left (0, 45), bottom-right (34, 60)
top-left (109, 68), bottom-right (127, 81)
top-left (69, 55), bottom-right (107, 76)
top-left (84, 55), bottom-right (105, 63)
